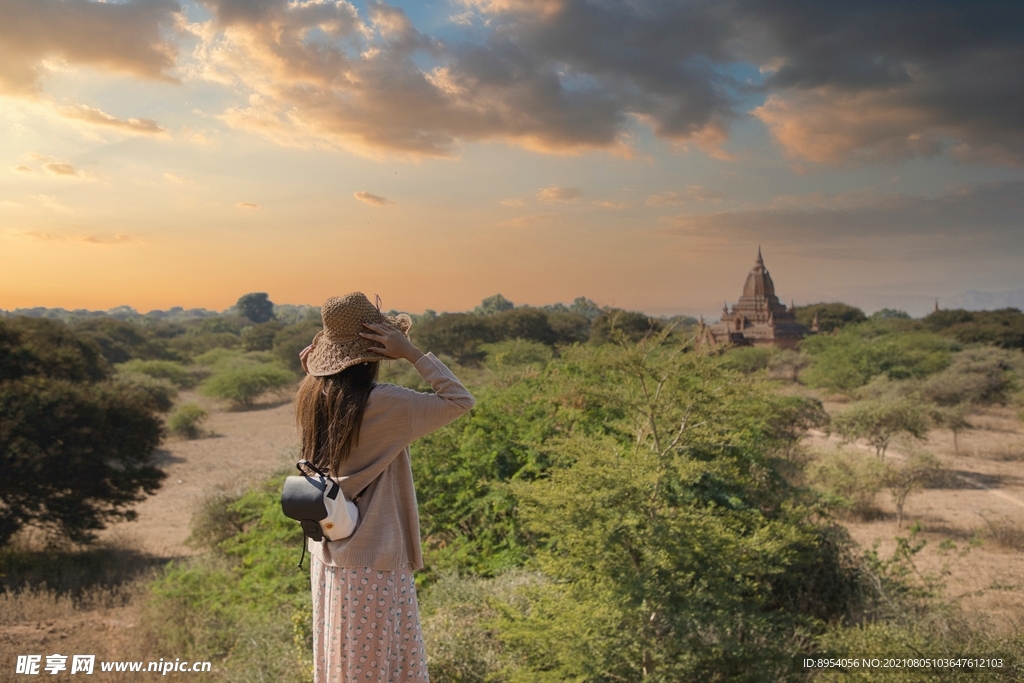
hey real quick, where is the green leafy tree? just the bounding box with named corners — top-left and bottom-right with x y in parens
top-left (569, 296), bottom-right (603, 320)
top-left (870, 308), bottom-right (911, 320)
top-left (242, 320), bottom-right (285, 352)
top-left (883, 452), bottom-right (942, 528)
top-left (795, 302), bottom-right (867, 332)
top-left (928, 402), bottom-right (970, 454)
top-left (492, 332), bottom-right (860, 680)
top-left (491, 307), bottom-right (557, 345)
top-left (118, 359), bottom-right (198, 389)
top-left (830, 397), bottom-right (930, 458)
top-left (413, 313), bottom-right (497, 365)
top-left (474, 294), bottom-right (515, 315)
top-left (546, 311), bottom-right (591, 345)
top-left (0, 317), bottom-right (164, 545)
top-left (236, 292), bottom-right (276, 324)
top-left (925, 307), bottom-right (1024, 349)
top-left (272, 320), bottom-right (323, 373)
top-left (71, 317), bottom-right (179, 364)
top-left (589, 309), bottom-right (663, 344)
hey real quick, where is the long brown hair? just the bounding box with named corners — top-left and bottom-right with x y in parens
top-left (295, 361), bottom-right (379, 476)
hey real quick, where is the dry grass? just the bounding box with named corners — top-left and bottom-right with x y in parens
top-left (977, 515), bottom-right (1024, 552)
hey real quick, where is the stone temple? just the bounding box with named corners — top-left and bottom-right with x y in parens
top-left (703, 248), bottom-right (808, 349)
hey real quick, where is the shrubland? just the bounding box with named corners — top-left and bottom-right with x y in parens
top-left (5, 298), bottom-right (1024, 681)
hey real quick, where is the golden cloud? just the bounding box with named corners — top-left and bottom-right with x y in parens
top-left (56, 104), bottom-right (166, 135)
top-left (354, 191), bottom-right (392, 206)
top-left (0, 0), bottom-right (180, 96)
top-left (537, 187), bottom-right (582, 203)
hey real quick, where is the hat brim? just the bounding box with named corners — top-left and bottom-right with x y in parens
top-left (305, 313), bottom-right (412, 376)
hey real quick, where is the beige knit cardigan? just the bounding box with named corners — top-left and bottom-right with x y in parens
top-left (306, 352), bottom-right (475, 570)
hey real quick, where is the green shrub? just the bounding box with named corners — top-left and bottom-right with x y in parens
top-left (919, 346), bottom-right (1022, 406)
top-left (146, 478), bottom-right (311, 682)
top-left (167, 403), bottom-right (209, 439)
top-left (200, 364), bottom-right (294, 407)
top-left (808, 449), bottom-right (888, 519)
top-left (802, 328), bottom-right (958, 393)
top-left (112, 371), bottom-right (178, 413)
top-left (721, 345), bottom-right (774, 374)
top-left (481, 339), bottom-right (553, 370)
top-left (118, 359), bottom-right (198, 389)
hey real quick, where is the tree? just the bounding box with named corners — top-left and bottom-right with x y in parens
top-left (589, 309), bottom-right (663, 344)
top-left (413, 313), bottom-right (497, 365)
top-left (242, 320), bottom-right (285, 351)
top-left (794, 302), bottom-right (867, 332)
top-left (236, 292), bottom-right (275, 323)
top-left (929, 403), bottom-right (970, 454)
top-left (491, 331), bottom-right (860, 679)
top-left (884, 453), bottom-right (942, 528)
top-left (491, 308), bottom-right (557, 345)
top-left (831, 397), bottom-right (930, 458)
top-left (0, 317), bottom-right (165, 545)
top-left (474, 294), bottom-right (514, 315)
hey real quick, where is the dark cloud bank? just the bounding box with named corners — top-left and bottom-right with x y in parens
top-left (1, 0), bottom-right (1022, 163)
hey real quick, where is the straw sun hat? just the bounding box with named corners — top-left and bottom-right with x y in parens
top-left (304, 292), bottom-right (413, 376)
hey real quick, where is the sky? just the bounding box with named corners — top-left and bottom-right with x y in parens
top-left (1, 0), bottom-right (1022, 319)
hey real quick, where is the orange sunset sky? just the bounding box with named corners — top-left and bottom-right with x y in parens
top-left (2, 0), bottom-right (1022, 318)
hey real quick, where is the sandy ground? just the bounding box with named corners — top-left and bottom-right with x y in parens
top-left (98, 390), bottom-right (303, 557)
top-left (806, 403), bottom-right (1024, 633)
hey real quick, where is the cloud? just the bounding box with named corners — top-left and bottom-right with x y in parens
top-left (13, 165), bottom-right (33, 173)
top-left (188, 0), bottom-right (735, 157)
top-left (537, 186), bottom-right (582, 203)
top-left (40, 160), bottom-right (96, 180)
top-left (164, 172), bottom-right (194, 184)
top-left (56, 104), bottom-right (166, 135)
top-left (0, 0), bottom-right (180, 96)
top-left (7, 228), bottom-right (138, 244)
top-left (743, 2), bottom-right (1024, 165)
top-left (593, 200), bottom-right (630, 209)
top-left (354, 191), bottom-right (393, 206)
top-left (646, 185), bottom-right (721, 207)
top-left (500, 212), bottom-right (558, 228)
top-left (44, 162), bottom-right (78, 176)
top-left (236, 202), bottom-right (260, 209)
top-left (662, 181), bottom-right (1024, 248)
top-left (500, 198), bottom-right (527, 207)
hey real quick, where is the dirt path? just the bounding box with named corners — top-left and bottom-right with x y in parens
top-left (100, 390), bottom-right (302, 558)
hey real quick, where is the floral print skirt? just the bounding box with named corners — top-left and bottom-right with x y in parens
top-left (311, 556), bottom-right (429, 683)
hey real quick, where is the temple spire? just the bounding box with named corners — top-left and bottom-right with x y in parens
top-left (756, 245), bottom-right (763, 266)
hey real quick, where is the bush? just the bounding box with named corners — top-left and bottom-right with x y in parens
top-left (71, 317), bottom-right (179, 364)
top-left (481, 339), bottom-right (553, 371)
top-left (112, 371), bottom-right (178, 413)
top-left (925, 307), bottom-right (1024, 349)
top-left (242, 320), bottom-right (285, 352)
top-left (802, 327), bottom-right (957, 393)
top-left (167, 403), bottom-right (209, 439)
top-left (721, 346), bottom-right (774, 374)
top-left (200, 364), bottom-right (294, 407)
top-left (808, 450), bottom-right (888, 519)
top-left (146, 479), bottom-right (311, 682)
top-left (830, 397), bottom-right (930, 458)
top-left (272, 320), bottom-right (322, 373)
top-left (794, 302), bottom-right (867, 331)
top-left (919, 346), bottom-right (1022, 406)
top-left (118, 359), bottom-right (198, 389)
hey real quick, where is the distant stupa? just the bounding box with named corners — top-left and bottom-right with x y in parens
top-left (704, 247), bottom-right (808, 349)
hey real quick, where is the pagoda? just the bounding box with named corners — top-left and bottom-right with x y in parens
top-left (704, 248), bottom-right (807, 349)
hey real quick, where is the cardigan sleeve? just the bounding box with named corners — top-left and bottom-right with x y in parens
top-left (395, 352), bottom-right (475, 442)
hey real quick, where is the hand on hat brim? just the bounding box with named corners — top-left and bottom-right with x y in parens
top-left (299, 344), bottom-right (313, 373)
top-left (359, 322), bottom-right (423, 363)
